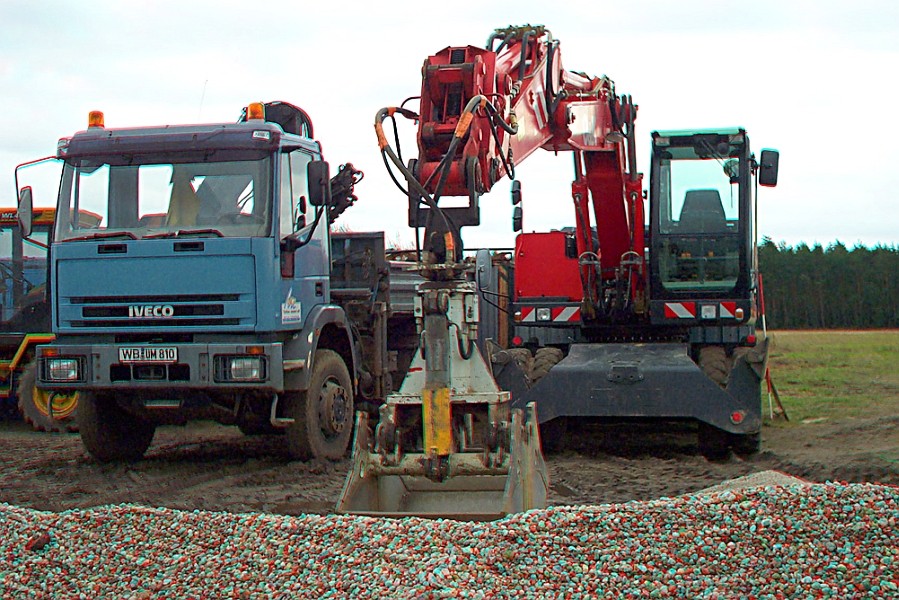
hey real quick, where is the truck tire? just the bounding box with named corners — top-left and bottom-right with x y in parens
top-left (78, 392), bottom-right (156, 462)
top-left (530, 347), bottom-right (564, 384)
top-left (286, 349), bottom-right (354, 461)
top-left (17, 361), bottom-right (79, 433)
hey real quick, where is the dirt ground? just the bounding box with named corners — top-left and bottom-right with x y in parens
top-left (1, 406), bottom-right (896, 516)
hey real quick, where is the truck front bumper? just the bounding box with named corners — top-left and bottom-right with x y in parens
top-left (36, 342), bottom-right (285, 391)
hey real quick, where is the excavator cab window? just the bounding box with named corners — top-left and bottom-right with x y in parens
top-left (651, 131), bottom-right (749, 294)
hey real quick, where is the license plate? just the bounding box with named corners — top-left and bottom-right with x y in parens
top-left (118, 346), bottom-right (178, 363)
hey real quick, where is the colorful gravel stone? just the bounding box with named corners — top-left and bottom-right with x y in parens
top-left (0, 481), bottom-right (896, 598)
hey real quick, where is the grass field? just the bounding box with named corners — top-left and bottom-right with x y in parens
top-left (764, 330), bottom-right (899, 424)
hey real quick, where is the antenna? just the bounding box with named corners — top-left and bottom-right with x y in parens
top-left (198, 79), bottom-right (208, 121)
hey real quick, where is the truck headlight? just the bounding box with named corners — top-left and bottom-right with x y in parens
top-left (536, 307), bottom-right (552, 321)
top-left (214, 355), bottom-right (267, 382)
top-left (45, 358), bottom-right (82, 382)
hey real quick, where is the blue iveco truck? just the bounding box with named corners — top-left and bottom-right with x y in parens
top-left (18, 102), bottom-right (419, 462)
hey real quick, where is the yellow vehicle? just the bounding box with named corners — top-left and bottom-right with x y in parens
top-left (0, 207), bottom-right (81, 431)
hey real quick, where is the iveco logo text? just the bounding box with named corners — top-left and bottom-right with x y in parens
top-left (128, 305), bottom-right (175, 318)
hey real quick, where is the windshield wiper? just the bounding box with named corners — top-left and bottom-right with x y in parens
top-left (63, 231), bottom-right (138, 242)
top-left (142, 229), bottom-right (224, 239)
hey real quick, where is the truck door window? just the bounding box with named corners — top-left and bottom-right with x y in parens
top-left (280, 151), bottom-right (312, 238)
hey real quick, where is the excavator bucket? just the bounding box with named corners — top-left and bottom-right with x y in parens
top-left (337, 279), bottom-right (549, 521)
top-left (337, 402), bottom-right (547, 520)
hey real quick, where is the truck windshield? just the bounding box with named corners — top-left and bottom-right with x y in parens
top-left (655, 145), bottom-right (743, 292)
top-left (55, 157), bottom-right (271, 241)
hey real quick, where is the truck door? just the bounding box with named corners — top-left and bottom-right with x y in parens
top-left (278, 150), bottom-right (327, 327)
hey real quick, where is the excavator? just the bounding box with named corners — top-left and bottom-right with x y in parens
top-left (339, 24), bottom-right (778, 519)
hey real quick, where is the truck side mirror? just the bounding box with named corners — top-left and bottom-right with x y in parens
top-left (18, 186), bottom-right (34, 238)
top-left (758, 149), bottom-right (779, 187)
top-left (475, 248), bottom-right (493, 291)
top-left (307, 160), bottom-right (331, 206)
top-left (512, 206), bottom-right (523, 232)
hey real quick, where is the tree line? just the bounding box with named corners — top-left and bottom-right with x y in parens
top-left (758, 239), bottom-right (898, 329)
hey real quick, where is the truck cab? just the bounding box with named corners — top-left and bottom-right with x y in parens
top-left (25, 102), bottom-right (395, 461)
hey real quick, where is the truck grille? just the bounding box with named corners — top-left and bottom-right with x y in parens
top-left (65, 294), bottom-right (245, 329)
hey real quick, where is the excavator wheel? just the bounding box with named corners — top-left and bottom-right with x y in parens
top-left (505, 348), bottom-right (534, 384)
top-left (78, 392), bottom-right (156, 462)
top-left (696, 345), bottom-right (762, 459)
top-left (698, 346), bottom-right (730, 387)
top-left (530, 347), bottom-right (564, 383)
top-left (697, 345), bottom-right (733, 460)
top-left (17, 361), bottom-right (79, 433)
top-left (286, 349), bottom-right (354, 461)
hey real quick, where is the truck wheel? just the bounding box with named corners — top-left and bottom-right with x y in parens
top-left (17, 362), bottom-right (80, 433)
top-left (78, 392), bottom-right (156, 462)
top-left (530, 347), bottom-right (564, 384)
top-left (286, 349), bottom-right (354, 460)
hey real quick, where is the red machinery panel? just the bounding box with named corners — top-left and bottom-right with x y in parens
top-left (513, 231), bottom-right (583, 301)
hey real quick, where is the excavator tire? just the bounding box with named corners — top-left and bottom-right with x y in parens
top-left (506, 348), bottom-right (534, 384)
top-left (530, 347), bottom-right (564, 384)
top-left (17, 361), bottom-right (79, 433)
top-left (695, 345), bottom-right (763, 458)
top-left (529, 347), bottom-right (567, 454)
top-left (728, 346), bottom-right (761, 456)
top-left (698, 346), bottom-right (729, 387)
top-left (697, 345), bottom-right (732, 460)
top-left (78, 392), bottom-right (156, 462)
top-left (286, 349), bottom-right (354, 461)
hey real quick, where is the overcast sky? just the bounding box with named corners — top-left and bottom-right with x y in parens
top-left (2, 0), bottom-right (896, 249)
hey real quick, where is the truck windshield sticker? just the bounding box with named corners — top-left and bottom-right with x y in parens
top-left (281, 288), bottom-right (302, 324)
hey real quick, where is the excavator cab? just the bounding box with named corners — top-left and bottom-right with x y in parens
top-left (650, 128), bottom-right (758, 303)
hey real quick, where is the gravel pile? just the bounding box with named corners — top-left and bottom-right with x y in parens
top-left (2, 479), bottom-right (896, 598)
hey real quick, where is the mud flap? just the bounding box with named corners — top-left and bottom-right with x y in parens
top-left (509, 343), bottom-right (763, 435)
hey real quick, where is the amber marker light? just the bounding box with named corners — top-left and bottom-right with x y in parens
top-left (246, 102), bottom-right (265, 120)
top-left (88, 111), bottom-right (105, 128)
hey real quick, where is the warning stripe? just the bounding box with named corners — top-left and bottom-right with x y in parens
top-left (664, 302), bottom-right (696, 319)
top-left (519, 306), bottom-right (581, 323)
top-left (719, 302), bottom-right (737, 318)
top-left (554, 306), bottom-right (580, 322)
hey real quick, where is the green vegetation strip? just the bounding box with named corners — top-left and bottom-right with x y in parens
top-left (766, 330), bottom-right (899, 422)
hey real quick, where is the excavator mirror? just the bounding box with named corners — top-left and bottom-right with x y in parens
top-left (723, 159), bottom-right (739, 183)
top-left (17, 186), bottom-right (34, 238)
top-left (758, 149), bottom-right (779, 187)
top-left (512, 205), bottom-right (523, 232)
top-left (511, 179), bottom-right (522, 204)
top-left (475, 248), bottom-right (493, 290)
top-left (307, 160), bottom-right (331, 206)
